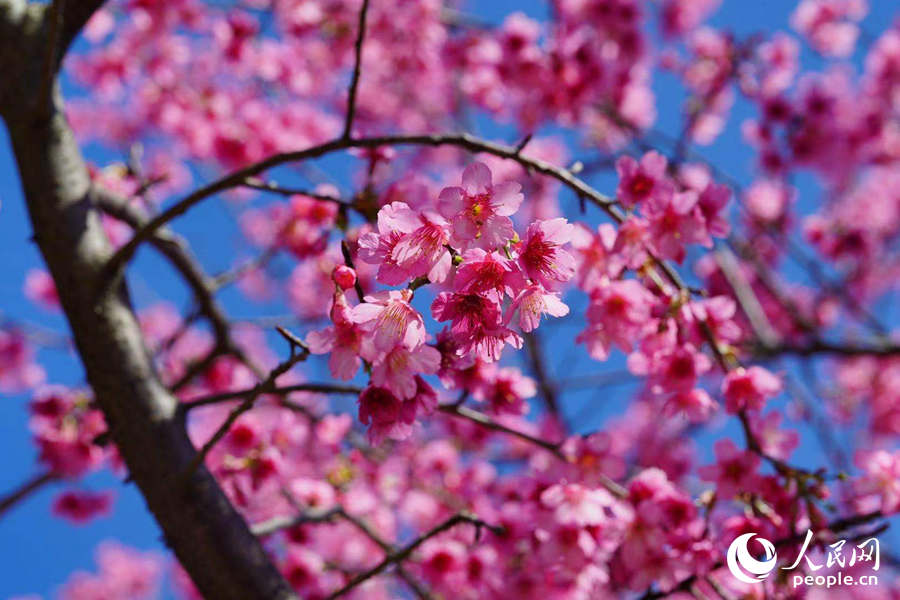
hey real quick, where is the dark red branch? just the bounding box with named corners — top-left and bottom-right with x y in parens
top-left (0, 471), bottom-right (58, 518)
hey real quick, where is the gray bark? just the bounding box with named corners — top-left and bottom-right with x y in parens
top-left (0, 2), bottom-right (296, 598)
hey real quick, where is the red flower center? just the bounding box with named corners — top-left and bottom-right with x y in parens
top-left (629, 173), bottom-right (654, 197)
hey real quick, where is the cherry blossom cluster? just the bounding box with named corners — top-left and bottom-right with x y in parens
top-left (0, 327), bottom-right (45, 393)
top-left (304, 162), bottom-right (570, 442)
top-left (27, 386), bottom-right (116, 524)
top-left (53, 542), bottom-right (161, 600)
top-left (452, 1), bottom-right (654, 143)
top-left (791, 0), bottom-right (868, 57)
top-left (571, 151), bottom-right (743, 420)
top-left (4, 0), bottom-right (900, 598)
top-left (29, 387), bottom-right (108, 478)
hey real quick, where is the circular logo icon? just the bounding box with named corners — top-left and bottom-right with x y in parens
top-left (726, 533), bottom-right (778, 584)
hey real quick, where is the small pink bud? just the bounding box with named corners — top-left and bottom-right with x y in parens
top-left (332, 265), bottom-right (357, 290)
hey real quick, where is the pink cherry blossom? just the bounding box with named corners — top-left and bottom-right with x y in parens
top-left (371, 344), bottom-right (441, 400)
top-left (52, 490), bottom-right (114, 523)
top-left (749, 412), bottom-right (800, 460)
top-left (0, 328), bottom-right (46, 393)
top-left (306, 290), bottom-right (372, 380)
top-left (571, 223), bottom-right (622, 291)
top-left (721, 366), bottom-right (782, 413)
top-left (615, 151), bottom-right (673, 209)
top-left (472, 365), bottom-right (537, 415)
top-left (516, 218), bottom-right (576, 288)
top-left (578, 279), bottom-right (658, 361)
top-left (633, 344), bottom-right (712, 395)
top-left (419, 539), bottom-right (468, 585)
top-left (431, 292), bottom-right (522, 362)
top-left (437, 162), bottom-right (523, 251)
top-left (660, 0), bottom-right (721, 38)
top-left (791, 0), bottom-right (867, 57)
top-left (24, 268), bottom-right (60, 310)
top-left (350, 289), bottom-right (425, 352)
top-left (357, 385), bottom-right (418, 444)
top-left (390, 210), bottom-right (453, 283)
top-left (453, 248), bottom-right (525, 301)
top-left (357, 201), bottom-right (422, 285)
top-left (8, 1), bottom-right (900, 597)
top-left (280, 547), bottom-right (327, 596)
top-left (663, 388), bottom-right (717, 422)
top-left (59, 542), bottom-right (162, 600)
top-left (695, 181), bottom-right (731, 239)
top-left (698, 439), bottom-right (762, 499)
top-left (644, 190), bottom-right (711, 263)
top-left (540, 483), bottom-right (619, 527)
top-left (854, 449), bottom-right (900, 514)
top-left (506, 283), bottom-right (569, 333)
top-left (30, 387), bottom-right (108, 478)
top-left (611, 216), bottom-right (653, 270)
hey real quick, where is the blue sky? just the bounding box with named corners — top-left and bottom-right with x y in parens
top-left (1, 1), bottom-right (899, 597)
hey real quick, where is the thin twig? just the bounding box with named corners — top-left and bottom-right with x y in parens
top-left (514, 133), bottom-right (533, 154)
top-left (254, 503), bottom-right (437, 599)
top-left (242, 178), bottom-right (349, 205)
top-left (438, 404), bottom-right (628, 499)
top-left (210, 246), bottom-right (279, 291)
top-left (714, 246), bottom-right (781, 349)
top-left (179, 382), bottom-right (362, 412)
top-left (275, 326), bottom-right (310, 355)
top-left (0, 471), bottom-right (58, 518)
top-left (343, 0), bottom-right (371, 139)
top-left (522, 331), bottom-right (561, 418)
top-left (341, 240), bottom-right (366, 303)
top-left (396, 567), bottom-right (435, 600)
top-left (754, 338), bottom-right (900, 358)
top-left (179, 344), bottom-right (311, 481)
top-left (556, 369), bottom-right (637, 390)
top-left (251, 507), bottom-right (342, 536)
top-left (99, 132), bottom-right (648, 295)
top-left (94, 189), bottom-right (235, 353)
top-left (325, 512), bottom-right (501, 599)
top-left (439, 404), bottom-right (562, 456)
top-left (0, 315), bottom-right (71, 350)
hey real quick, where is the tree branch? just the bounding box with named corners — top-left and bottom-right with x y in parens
top-left (57, 0), bottom-right (106, 57)
top-left (3, 55), bottom-right (297, 598)
top-left (255, 503), bottom-right (437, 599)
top-left (438, 404), bottom-right (628, 499)
top-left (179, 382), bottom-right (363, 412)
top-left (343, 0), bottom-right (371, 139)
top-left (180, 343), bottom-right (311, 481)
top-left (93, 188), bottom-right (234, 348)
top-left (252, 506), bottom-right (343, 537)
top-left (523, 331), bottom-right (561, 418)
top-left (101, 132), bottom-right (629, 291)
top-left (325, 512), bottom-right (501, 599)
top-left (0, 471), bottom-right (58, 518)
top-left (714, 246), bottom-right (781, 349)
top-left (439, 403), bottom-right (562, 456)
top-left (754, 339), bottom-right (900, 358)
top-left (242, 177), bottom-right (350, 205)
top-left (340, 240), bottom-right (367, 303)
top-left (36, 0), bottom-right (63, 120)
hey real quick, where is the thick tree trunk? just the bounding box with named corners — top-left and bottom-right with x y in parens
top-left (0, 3), bottom-right (295, 598)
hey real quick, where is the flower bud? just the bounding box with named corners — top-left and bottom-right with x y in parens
top-left (332, 265), bottom-right (357, 290)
